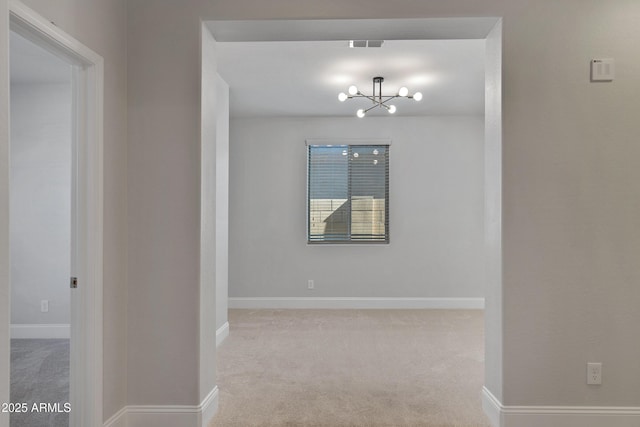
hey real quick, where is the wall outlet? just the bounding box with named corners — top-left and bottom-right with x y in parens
top-left (587, 362), bottom-right (602, 385)
top-left (40, 300), bottom-right (49, 313)
top-left (307, 279), bottom-right (314, 290)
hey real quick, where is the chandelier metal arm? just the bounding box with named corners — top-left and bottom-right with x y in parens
top-left (363, 104), bottom-right (381, 114)
top-left (352, 93), bottom-right (378, 104)
top-left (352, 94), bottom-right (399, 106)
top-left (339, 77), bottom-right (423, 117)
top-left (379, 95), bottom-right (399, 104)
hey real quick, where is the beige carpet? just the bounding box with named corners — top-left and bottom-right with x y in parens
top-left (211, 309), bottom-right (489, 427)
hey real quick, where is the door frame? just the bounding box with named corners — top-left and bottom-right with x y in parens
top-left (3, 1), bottom-right (104, 426)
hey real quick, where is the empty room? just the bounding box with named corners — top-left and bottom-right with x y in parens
top-left (209, 19), bottom-right (493, 426)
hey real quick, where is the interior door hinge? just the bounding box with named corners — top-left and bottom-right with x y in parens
top-left (71, 277), bottom-right (78, 289)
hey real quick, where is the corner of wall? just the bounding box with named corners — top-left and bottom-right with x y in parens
top-left (0, 1), bottom-right (11, 426)
top-left (199, 20), bottom-right (218, 405)
top-left (483, 17), bottom-right (503, 407)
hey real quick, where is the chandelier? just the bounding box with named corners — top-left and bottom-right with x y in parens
top-left (338, 76), bottom-right (423, 118)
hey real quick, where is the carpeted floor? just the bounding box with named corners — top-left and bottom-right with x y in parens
top-left (10, 339), bottom-right (69, 427)
top-left (211, 309), bottom-right (489, 427)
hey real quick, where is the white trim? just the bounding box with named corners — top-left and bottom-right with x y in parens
top-left (305, 138), bottom-right (392, 146)
top-left (482, 386), bottom-right (640, 427)
top-left (0, 3), bottom-right (10, 426)
top-left (8, 3), bottom-right (104, 427)
top-left (9, 0), bottom-right (102, 65)
top-left (104, 387), bottom-right (219, 427)
top-left (216, 322), bottom-right (229, 347)
top-left (102, 407), bottom-right (127, 427)
top-left (229, 297), bottom-right (485, 309)
top-left (10, 324), bottom-right (70, 339)
top-left (199, 386), bottom-right (220, 427)
top-left (482, 386), bottom-right (503, 427)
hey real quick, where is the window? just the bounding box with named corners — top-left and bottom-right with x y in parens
top-left (307, 141), bottom-right (389, 243)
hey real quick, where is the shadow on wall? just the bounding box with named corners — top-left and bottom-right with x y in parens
top-left (311, 197), bottom-right (386, 240)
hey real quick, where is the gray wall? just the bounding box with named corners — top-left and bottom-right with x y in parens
top-left (229, 116), bottom-right (485, 299)
top-left (499, 2), bottom-right (640, 406)
top-left (10, 83), bottom-right (71, 326)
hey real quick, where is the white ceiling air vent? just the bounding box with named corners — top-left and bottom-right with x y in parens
top-left (349, 40), bottom-right (384, 48)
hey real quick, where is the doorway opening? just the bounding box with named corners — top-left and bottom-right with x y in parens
top-left (2, 2), bottom-right (105, 426)
top-left (201, 17), bottom-right (503, 426)
top-left (9, 29), bottom-right (73, 427)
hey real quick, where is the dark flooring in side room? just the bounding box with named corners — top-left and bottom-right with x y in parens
top-left (10, 339), bottom-right (69, 427)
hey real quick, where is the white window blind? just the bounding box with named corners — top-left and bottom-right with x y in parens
top-left (307, 143), bottom-right (389, 243)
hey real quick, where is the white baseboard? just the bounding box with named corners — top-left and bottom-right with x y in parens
top-left (228, 297), bottom-right (485, 310)
top-left (482, 386), bottom-right (503, 427)
top-left (216, 321), bottom-right (229, 347)
top-left (103, 387), bottom-right (218, 427)
top-left (199, 386), bottom-right (219, 427)
top-left (482, 386), bottom-right (640, 427)
top-left (10, 323), bottom-right (70, 339)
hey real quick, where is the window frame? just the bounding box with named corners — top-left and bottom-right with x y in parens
top-left (306, 139), bottom-right (391, 245)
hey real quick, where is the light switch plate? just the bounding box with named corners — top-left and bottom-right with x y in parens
top-left (591, 58), bottom-right (615, 81)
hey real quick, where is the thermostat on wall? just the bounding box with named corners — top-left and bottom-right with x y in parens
top-left (591, 58), bottom-right (615, 82)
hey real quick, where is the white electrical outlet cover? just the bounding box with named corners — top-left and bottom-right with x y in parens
top-left (587, 362), bottom-right (602, 385)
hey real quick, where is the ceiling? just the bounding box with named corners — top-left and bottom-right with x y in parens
top-left (10, 31), bottom-right (71, 85)
top-left (10, 18), bottom-right (488, 117)
top-left (217, 39), bottom-right (486, 118)
top-left (211, 18), bottom-right (494, 119)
